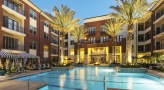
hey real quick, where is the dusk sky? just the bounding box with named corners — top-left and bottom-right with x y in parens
top-left (30, 0), bottom-right (153, 24)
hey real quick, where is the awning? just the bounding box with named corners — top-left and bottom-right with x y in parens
top-left (18, 52), bottom-right (39, 59)
top-left (0, 51), bottom-right (17, 58)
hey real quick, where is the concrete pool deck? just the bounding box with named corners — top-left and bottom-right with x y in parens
top-left (0, 69), bottom-right (51, 90)
top-left (148, 70), bottom-right (164, 78)
top-left (0, 80), bottom-right (46, 90)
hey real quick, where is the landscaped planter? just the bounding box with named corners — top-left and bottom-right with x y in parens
top-left (118, 68), bottom-right (148, 73)
top-left (0, 70), bottom-right (5, 76)
top-left (51, 65), bottom-right (74, 70)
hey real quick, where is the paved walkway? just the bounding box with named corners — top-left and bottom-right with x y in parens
top-left (0, 80), bottom-right (46, 90)
top-left (0, 69), bottom-right (51, 90)
top-left (148, 70), bottom-right (164, 78)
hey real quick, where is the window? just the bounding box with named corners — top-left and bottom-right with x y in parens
top-left (101, 36), bottom-right (109, 42)
top-left (138, 34), bottom-right (144, 42)
top-left (30, 41), bottom-right (36, 49)
top-left (44, 21), bottom-right (49, 27)
top-left (138, 45), bottom-right (144, 52)
top-left (64, 50), bottom-right (68, 56)
top-left (70, 49), bottom-right (74, 55)
top-left (138, 23), bottom-right (144, 31)
top-left (4, 0), bottom-right (21, 14)
top-left (3, 36), bottom-right (19, 50)
top-left (30, 25), bottom-right (36, 35)
top-left (88, 27), bottom-right (96, 34)
top-left (44, 32), bottom-right (49, 39)
top-left (80, 39), bottom-right (84, 44)
top-left (3, 16), bottom-right (20, 32)
top-left (44, 45), bottom-right (48, 52)
top-left (64, 42), bottom-right (68, 47)
top-left (145, 44), bottom-right (150, 52)
top-left (65, 34), bottom-right (68, 39)
top-left (156, 27), bottom-right (161, 35)
top-left (100, 25), bottom-right (105, 32)
top-left (88, 38), bottom-right (95, 44)
top-left (156, 42), bottom-right (160, 50)
top-left (30, 9), bottom-right (37, 20)
top-left (132, 34), bottom-right (134, 40)
top-left (116, 35), bottom-right (123, 42)
top-left (70, 40), bottom-right (74, 45)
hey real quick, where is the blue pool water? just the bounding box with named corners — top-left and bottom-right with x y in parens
top-left (15, 67), bottom-right (164, 90)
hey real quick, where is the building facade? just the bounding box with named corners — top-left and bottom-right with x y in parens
top-left (73, 15), bottom-right (127, 64)
top-left (0, 0), bottom-right (59, 64)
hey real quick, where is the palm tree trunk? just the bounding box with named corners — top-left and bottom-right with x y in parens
top-left (127, 25), bottom-right (133, 63)
top-left (77, 40), bottom-right (80, 63)
top-left (60, 47), bottom-right (64, 63)
top-left (114, 37), bottom-right (116, 63)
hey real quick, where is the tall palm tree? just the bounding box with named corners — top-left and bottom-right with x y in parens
top-left (71, 25), bottom-right (88, 63)
top-left (110, 0), bottom-right (157, 63)
top-left (105, 19), bottom-right (124, 63)
top-left (49, 5), bottom-right (79, 63)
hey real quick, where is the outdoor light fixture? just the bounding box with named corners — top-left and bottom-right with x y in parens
top-left (84, 37), bottom-right (87, 40)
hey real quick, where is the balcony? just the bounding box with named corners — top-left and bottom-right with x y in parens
top-left (51, 50), bottom-right (58, 56)
top-left (2, 45), bottom-right (24, 53)
top-left (88, 31), bottom-right (96, 35)
top-left (2, 21), bottom-right (25, 36)
top-left (51, 40), bottom-right (58, 46)
top-left (51, 30), bottom-right (58, 36)
top-left (154, 10), bottom-right (164, 24)
top-left (154, 44), bottom-right (164, 53)
top-left (2, 0), bottom-right (26, 20)
top-left (153, 27), bottom-right (164, 38)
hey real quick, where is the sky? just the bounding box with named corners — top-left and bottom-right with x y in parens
top-left (30, 0), bottom-right (153, 24)
top-left (30, 0), bottom-right (116, 24)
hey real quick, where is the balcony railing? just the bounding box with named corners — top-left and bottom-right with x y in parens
top-left (155, 27), bottom-right (164, 35)
top-left (156, 10), bottom-right (164, 20)
top-left (88, 31), bottom-right (96, 35)
top-left (51, 40), bottom-right (58, 45)
top-left (3, 21), bottom-right (24, 33)
top-left (51, 30), bottom-right (58, 35)
top-left (3, 45), bottom-right (24, 51)
top-left (51, 50), bottom-right (58, 55)
top-left (155, 44), bottom-right (164, 50)
top-left (3, 0), bottom-right (24, 15)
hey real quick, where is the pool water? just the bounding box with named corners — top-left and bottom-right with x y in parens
top-left (15, 67), bottom-right (164, 90)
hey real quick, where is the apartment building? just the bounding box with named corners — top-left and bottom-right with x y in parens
top-left (72, 15), bottom-right (127, 64)
top-left (0, 0), bottom-right (59, 64)
top-left (152, 0), bottom-right (164, 54)
top-left (132, 0), bottom-right (164, 63)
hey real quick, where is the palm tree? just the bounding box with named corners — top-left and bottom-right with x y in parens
top-left (71, 25), bottom-right (88, 63)
top-left (104, 19), bottom-right (124, 63)
top-left (110, 0), bottom-right (157, 63)
top-left (49, 5), bottom-right (79, 63)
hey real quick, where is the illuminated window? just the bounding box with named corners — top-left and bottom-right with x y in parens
top-left (44, 45), bottom-right (48, 52)
top-left (70, 49), bottom-right (74, 55)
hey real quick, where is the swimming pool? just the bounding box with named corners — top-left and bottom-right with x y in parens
top-left (15, 67), bottom-right (164, 90)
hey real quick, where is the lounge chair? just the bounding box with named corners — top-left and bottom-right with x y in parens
top-left (46, 64), bottom-right (51, 69)
top-left (41, 64), bottom-right (46, 70)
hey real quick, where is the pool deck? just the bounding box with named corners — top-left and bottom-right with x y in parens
top-left (148, 69), bottom-right (164, 78)
top-left (0, 69), bottom-right (51, 90)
